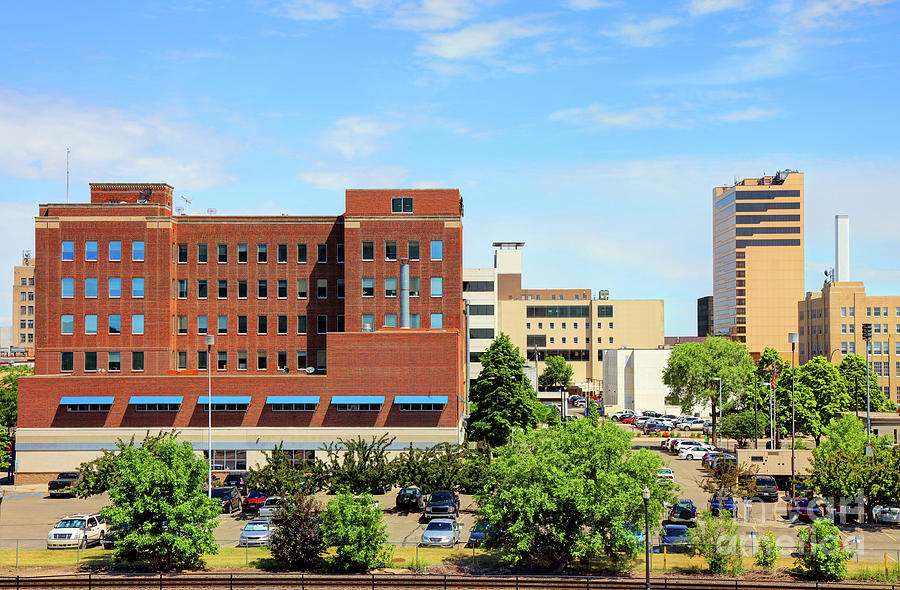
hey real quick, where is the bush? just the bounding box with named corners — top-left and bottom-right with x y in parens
top-left (796, 519), bottom-right (853, 580)
top-left (754, 531), bottom-right (780, 570)
top-left (320, 493), bottom-right (391, 571)
top-left (270, 493), bottom-right (325, 569)
top-left (690, 510), bottom-right (743, 576)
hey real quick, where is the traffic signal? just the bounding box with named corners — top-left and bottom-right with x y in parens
top-left (862, 323), bottom-right (872, 341)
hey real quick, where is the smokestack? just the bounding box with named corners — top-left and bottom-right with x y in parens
top-left (400, 260), bottom-right (410, 328)
top-left (835, 215), bottom-right (850, 282)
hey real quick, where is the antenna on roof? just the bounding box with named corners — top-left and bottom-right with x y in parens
top-left (179, 195), bottom-right (192, 205)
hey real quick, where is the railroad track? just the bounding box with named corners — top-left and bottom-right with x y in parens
top-left (0, 574), bottom-right (894, 590)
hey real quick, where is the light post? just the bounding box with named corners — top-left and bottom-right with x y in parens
top-left (789, 332), bottom-right (799, 501)
top-left (753, 379), bottom-right (759, 449)
top-left (642, 487), bottom-right (650, 590)
top-left (862, 323), bottom-right (872, 437)
top-left (711, 377), bottom-right (722, 447)
top-left (205, 334), bottom-right (215, 499)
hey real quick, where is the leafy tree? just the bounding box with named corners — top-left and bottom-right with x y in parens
top-left (320, 493), bottom-right (390, 572)
top-left (796, 519), bottom-right (853, 580)
top-left (392, 442), bottom-right (473, 493)
top-left (475, 419), bottom-right (675, 571)
top-left (699, 458), bottom-right (758, 499)
top-left (754, 531), bottom-right (780, 570)
top-left (467, 333), bottom-right (542, 448)
top-left (0, 365), bottom-right (31, 427)
top-left (538, 355), bottom-right (573, 391)
top-left (85, 435), bottom-right (220, 569)
top-left (777, 357), bottom-right (851, 445)
top-left (270, 493), bottom-right (325, 569)
top-left (663, 337), bottom-right (755, 445)
top-left (838, 354), bottom-right (896, 412)
top-left (718, 408), bottom-right (768, 448)
top-left (690, 510), bottom-right (743, 576)
top-left (246, 442), bottom-right (325, 496)
top-left (0, 428), bottom-right (11, 471)
top-left (75, 431), bottom-right (180, 497)
top-left (321, 434), bottom-right (394, 494)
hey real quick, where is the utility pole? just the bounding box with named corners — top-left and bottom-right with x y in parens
top-left (754, 379), bottom-right (759, 449)
top-left (789, 332), bottom-right (799, 501)
top-left (862, 323), bottom-right (872, 438)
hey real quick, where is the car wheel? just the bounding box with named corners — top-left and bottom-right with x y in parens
top-left (686, 454), bottom-right (693, 460)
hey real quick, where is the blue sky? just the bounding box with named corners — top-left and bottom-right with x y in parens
top-left (1, 0), bottom-right (899, 335)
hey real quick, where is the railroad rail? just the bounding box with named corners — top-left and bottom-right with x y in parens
top-left (0, 574), bottom-right (894, 590)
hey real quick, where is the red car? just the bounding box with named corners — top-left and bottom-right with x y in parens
top-left (622, 415), bottom-right (638, 424)
top-left (242, 490), bottom-right (268, 513)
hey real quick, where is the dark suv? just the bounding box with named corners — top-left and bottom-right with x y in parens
top-left (223, 472), bottom-right (250, 496)
top-left (425, 490), bottom-right (460, 519)
top-left (211, 486), bottom-right (242, 514)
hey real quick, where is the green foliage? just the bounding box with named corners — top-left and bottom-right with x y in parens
top-left (247, 442), bottom-right (325, 496)
top-left (320, 493), bottom-right (391, 572)
top-left (699, 457), bottom-right (758, 498)
top-left (718, 409), bottom-right (768, 448)
top-left (270, 493), bottom-right (325, 569)
top-left (541, 403), bottom-right (561, 426)
top-left (475, 418), bottom-right (675, 571)
top-left (321, 434), bottom-right (395, 494)
top-left (538, 355), bottom-right (574, 390)
top-left (0, 428), bottom-right (10, 470)
top-left (392, 442), bottom-right (477, 494)
top-left (690, 510), bottom-right (743, 576)
top-left (467, 333), bottom-right (542, 448)
top-left (98, 436), bottom-right (220, 569)
top-left (0, 366), bottom-right (30, 427)
top-left (796, 519), bottom-right (853, 580)
top-left (839, 354), bottom-right (897, 412)
top-left (754, 531), bottom-right (780, 570)
top-left (75, 431), bottom-right (180, 497)
top-left (663, 337), bottom-right (755, 442)
top-left (781, 357), bottom-right (851, 444)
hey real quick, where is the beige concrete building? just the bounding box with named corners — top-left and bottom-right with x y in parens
top-left (12, 252), bottom-right (35, 356)
top-left (713, 170), bottom-right (804, 358)
top-left (465, 242), bottom-right (665, 397)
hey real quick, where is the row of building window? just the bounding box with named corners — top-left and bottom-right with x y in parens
top-left (519, 293), bottom-right (590, 301)
top-left (62, 240), bottom-right (144, 261)
top-left (18, 305), bottom-right (34, 316)
top-left (66, 398), bottom-right (444, 414)
top-left (62, 277), bottom-right (144, 298)
top-left (526, 321), bottom-right (614, 330)
top-left (18, 291), bottom-right (34, 301)
top-left (61, 314), bottom-right (144, 335)
top-left (18, 277), bottom-right (35, 286)
top-left (19, 320), bottom-right (33, 329)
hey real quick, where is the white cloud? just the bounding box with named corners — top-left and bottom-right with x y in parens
top-left (0, 90), bottom-right (241, 191)
top-left (602, 16), bottom-right (683, 47)
top-left (298, 164), bottom-right (410, 190)
top-left (318, 116), bottom-right (401, 160)
top-left (711, 106), bottom-right (780, 121)
top-left (391, 0), bottom-right (477, 30)
top-left (269, 0), bottom-right (343, 20)
top-left (565, 0), bottom-right (618, 9)
top-left (419, 18), bottom-right (548, 59)
top-left (688, 0), bottom-right (751, 15)
top-left (549, 104), bottom-right (674, 129)
top-left (795, 0), bottom-right (894, 28)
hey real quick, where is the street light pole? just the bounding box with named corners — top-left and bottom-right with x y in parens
top-left (711, 377), bottom-right (722, 447)
top-left (789, 332), bottom-right (799, 501)
top-left (642, 487), bottom-right (650, 590)
top-left (205, 334), bottom-right (215, 499)
top-left (754, 379), bottom-right (759, 449)
top-left (862, 323), bottom-right (872, 438)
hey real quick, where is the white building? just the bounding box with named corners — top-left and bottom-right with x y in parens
top-left (602, 347), bottom-right (705, 416)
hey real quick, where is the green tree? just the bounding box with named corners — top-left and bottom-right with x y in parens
top-left (718, 408), bottom-right (768, 448)
top-left (776, 357), bottom-right (850, 445)
top-left (467, 333), bottom-right (542, 448)
top-left (321, 434), bottom-right (394, 494)
top-left (838, 354), bottom-right (896, 412)
top-left (0, 365), bottom-right (31, 427)
top-left (796, 519), bottom-right (853, 580)
top-left (690, 510), bottom-right (743, 575)
top-left (754, 531), bottom-right (781, 571)
top-left (246, 442), bottom-right (325, 496)
top-left (663, 337), bottom-right (755, 444)
top-left (86, 435), bottom-right (220, 569)
top-left (392, 442), bottom-right (473, 493)
top-left (75, 431), bottom-right (180, 497)
top-left (270, 492), bottom-right (325, 569)
top-left (538, 355), bottom-right (573, 391)
top-left (475, 419), bottom-right (675, 571)
top-left (320, 493), bottom-right (391, 571)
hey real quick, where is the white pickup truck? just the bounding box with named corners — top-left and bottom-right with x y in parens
top-left (47, 514), bottom-right (107, 549)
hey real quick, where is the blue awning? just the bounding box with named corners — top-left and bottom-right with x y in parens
top-left (197, 396), bottom-right (251, 405)
top-left (59, 396), bottom-right (114, 405)
top-left (330, 396), bottom-right (385, 405)
top-left (394, 396), bottom-right (448, 405)
top-left (266, 396), bottom-right (320, 404)
top-left (128, 396), bottom-right (183, 405)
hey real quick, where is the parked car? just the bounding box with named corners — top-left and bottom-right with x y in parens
top-left (610, 410), bottom-right (635, 422)
top-left (396, 487), bottom-right (423, 511)
top-left (682, 418), bottom-right (707, 431)
top-left (708, 495), bottom-right (736, 516)
top-left (668, 500), bottom-right (698, 526)
top-left (101, 523), bottom-right (127, 549)
top-left (419, 518), bottom-right (462, 547)
top-left (671, 440), bottom-right (701, 454)
top-left (259, 496), bottom-right (282, 519)
top-left (48, 472), bottom-right (81, 498)
top-left (641, 410), bottom-right (662, 418)
top-left (701, 451), bottom-right (721, 468)
top-left (622, 522), bottom-right (645, 546)
top-left (425, 490), bottom-right (460, 519)
top-left (831, 501), bottom-right (862, 523)
top-left (239, 520), bottom-right (274, 546)
top-left (752, 476), bottom-right (780, 502)
top-left (242, 490), bottom-right (268, 513)
top-left (655, 419), bottom-right (676, 429)
top-left (210, 486), bottom-right (242, 514)
top-left (873, 505), bottom-right (900, 524)
top-left (790, 497), bottom-right (828, 521)
top-left (644, 424), bottom-right (667, 433)
top-left (657, 467), bottom-right (675, 481)
top-left (665, 438), bottom-right (692, 451)
top-left (47, 514), bottom-right (107, 549)
top-left (659, 524), bottom-right (693, 552)
top-left (679, 445), bottom-right (711, 460)
top-left (222, 472), bottom-right (250, 496)
top-left (621, 415), bottom-right (638, 424)
top-left (466, 520), bottom-right (494, 547)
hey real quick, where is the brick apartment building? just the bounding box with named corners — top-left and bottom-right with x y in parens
top-left (16, 183), bottom-right (466, 482)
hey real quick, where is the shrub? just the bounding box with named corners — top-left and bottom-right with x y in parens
top-left (270, 493), bottom-right (325, 569)
top-left (754, 531), bottom-right (780, 570)
top-left (690, 510), bottom-right (743, 576)
top-left (320, 493), bottom-right (391, 571)
top-left (796, 519), bottom-right (853, 580)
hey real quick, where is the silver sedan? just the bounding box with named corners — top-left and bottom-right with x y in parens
top-left (419, 518), bottom-right (462, 547)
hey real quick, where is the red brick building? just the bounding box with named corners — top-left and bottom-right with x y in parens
top-left (17, 183), bottom-right (465, 482)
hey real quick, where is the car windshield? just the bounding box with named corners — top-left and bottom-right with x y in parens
top-left (427, 522), bottom-right (453, 531)
top-left (210, 488), bottom-right (232, 499)
top-left (430, 493), bottom-right (454, 503)
top-left (757, 477), bottom-right (776, 485)
top-left (247, 491), bottom-right (266, 499)
top-left (57, 519), bottom-right (86, 528)
top-left (57, 472), bottom-right (78, 479)
top-left (676, 501), bottom-right (693, 509)
top-left (264, 498), bottom-right (279, 506)
top-left (472, 522), bottom-right (490, 532)
top-left (244, 522), bottom-right (270, 531)
top-left (664, 525), bottom-right (687, 535)
top-left (224, 475), bottom-right (242, 483)
top-left (400, 488), bottom-right (418, 495)
top-left (658, 468), bottom-right (672, 473)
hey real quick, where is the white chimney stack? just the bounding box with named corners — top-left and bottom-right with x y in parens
top-left (835, 215), bottom-right (850, 282)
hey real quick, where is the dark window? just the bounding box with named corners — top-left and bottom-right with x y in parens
top-left (84, 352), bottom-right (97, 372)
top-left (385, 241), bottom-right (397, 260)
top-left (218, 280), bottom-right (228, 298)
top-left (132, 351), bottom-right (145, 371)
top-left (257, 243), bottom-right (268, 263)
top-left (469, 352), bottom-right (483, 363)
top-left (238, 279), bottom-right (247, 298)
top-left (217, 244), bottom-right (228, 263)
top-left (297, 350), bottom-right (307, 369)
top-left (337, 315), bottom-right (345, 332)
top-left (337, 279), bottom-right (345, 299)
top-left (597, 305), bottom-right (613, 318)
top-left (217, 351), bottom-right (227, 370)
top-left (198, 351), bottom-right (208, 371)
top-left (297, 315), bottom-right (307, 334)
top-left (178, 280), bottom-right (188, 298)
top-left (135, 403), bottom-right (179, 412)
top-left (317, 315), bottom-right (327, 334)
top-left (469, 304), bottom-right (494, 315)
top-left (736, 239), bottom-right (802, 247)
top-left (237, 243), bottom-right (248, 263)
top-left (391, 197), bottom-right (413, 212)
top-left (736, 226), bottom-right (801, 236)
top-left (177, 244), bottom-right (188, 263)
top-left (198, 243), bottom-right (208, 263)
top-left (297, 243), bottom-right (307, 263)
top-left (735, 202), bottom-right (801, 212)
top-left (61, 351), bottom-right (74, 372)
top-left (257, 350), bottom-right (267, 370)
top-left (277, 244), bottom-right (287, 262)
top-left (335, 403), bottom-right (381, 411)
top-left (258, 280), bottom-right (268, 298)
top-left (526, 349), bottom-right (590, 362)
top-left (735, 189), bottom-right (801, 199)
top-left (336, 243), bottom-right (344, 263)
top-left (278, 315), bottom-right (288, 334)
top-left (277, 279), bottom-right (288, 298)
top-left (258, 315), bottom-right (268, 334)
top-left (272, 403), bottom-right (316, 412)
top-left (277, 351), bottom-right (287, 370)
top-left (238, 315), bottom-right (248, 334)
top-left (526, 335), bottom-right (547, 347)
top-left (316, 279), bottom-right (327, 299)
top-left (397, 403), bottom-right (444, 411)
top-left (463, 281), bottom-right (494, 292)
top-left (408, 241), bottom-right (420, 260)
top-left (317, 243), bottom-right (327, 263)
top-left (735, 214), bottom-right (801, 224)
top-left (470, 328), bottom-right (495, 339)
top-left (362, 241), bottom-right (374, 261)
top-left (526, 306), bottom-right (590, 318)
top-left (198, 280), bottom-right (208, 298)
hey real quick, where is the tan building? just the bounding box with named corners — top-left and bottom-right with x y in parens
top-left (464, 242), bottom-right (664, 396)
top-left (12, 252), bottom-right (35, 356)
top-left (713, 170), bottom-right (804, 357)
